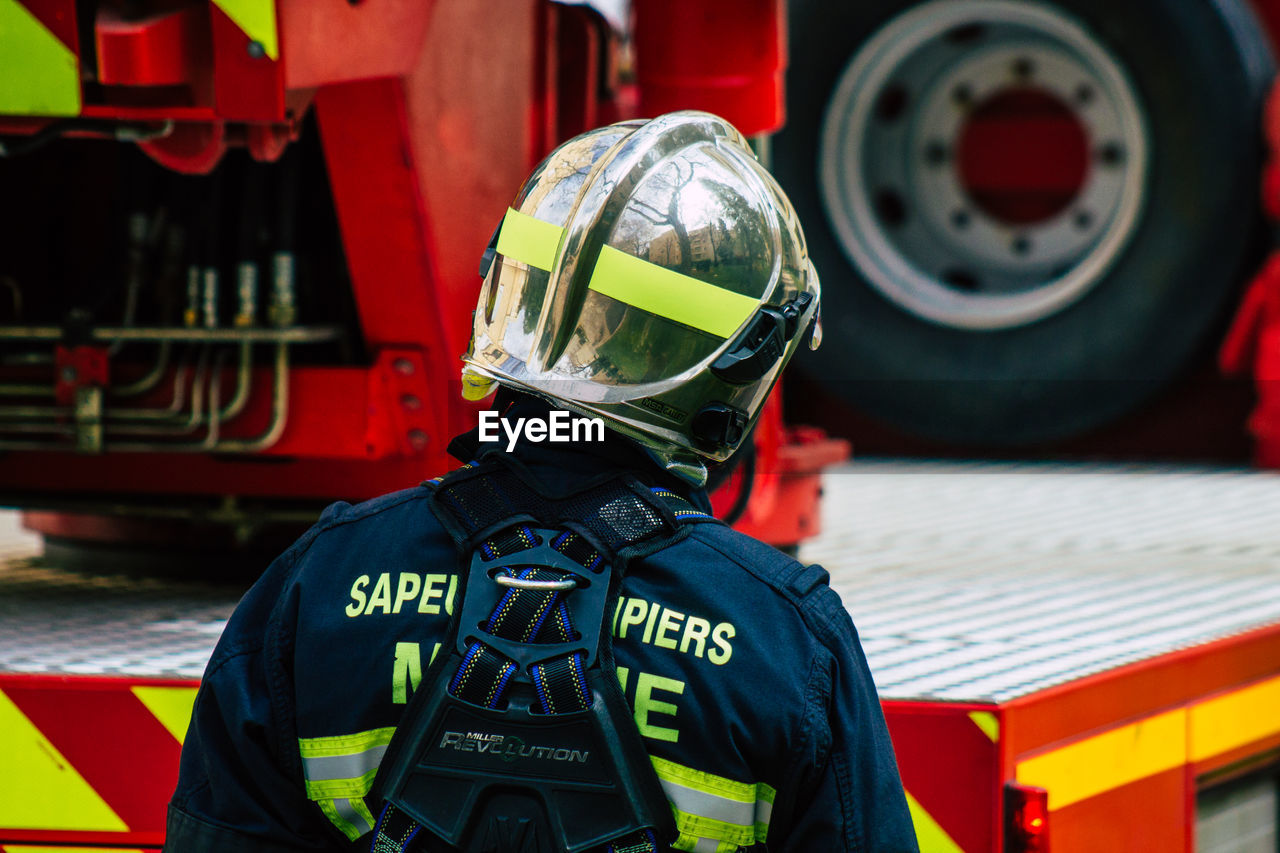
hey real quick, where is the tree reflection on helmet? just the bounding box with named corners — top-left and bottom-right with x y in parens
top-left (463, 111), bottom-right (821, 484)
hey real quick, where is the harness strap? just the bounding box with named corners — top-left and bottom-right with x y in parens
top-left (370, 459), bottom-right (715, 853)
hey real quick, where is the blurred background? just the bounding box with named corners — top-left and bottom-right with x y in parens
top-left (1, 1), bottom-right (1279, 851)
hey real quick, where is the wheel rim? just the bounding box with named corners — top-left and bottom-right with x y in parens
top-left (819, 0), bottom-right (1149, 330)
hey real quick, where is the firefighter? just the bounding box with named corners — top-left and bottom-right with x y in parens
top-left (164, 112), bottom-right (918, 853)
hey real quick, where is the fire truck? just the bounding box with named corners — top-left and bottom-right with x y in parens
top-left (0, 0), bottom-right (846, 551)
top-left (2, 0), bottom-right (1280, 851)
top-left (4, 457), bottom-right (1280, 853)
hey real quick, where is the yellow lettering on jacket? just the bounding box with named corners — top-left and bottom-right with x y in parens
top-left (616, 666), bottom-right (686, 743)
top-left (392, 641), bottom-right (441, 704)
top-left (345, 575), bottom-right (370, 617)
top-left (365, 574), bottom-right (392, 614)
top-left (613, 596), bottom-right (734, 665)
top-left (345, 573), bottom-right (458, 617)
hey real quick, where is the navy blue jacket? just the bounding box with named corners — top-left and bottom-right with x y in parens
top-left (165, 418), bottom-right (917, 852)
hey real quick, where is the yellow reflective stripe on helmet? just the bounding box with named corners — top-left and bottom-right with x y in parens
top-left (497, 207), bottom-right (563, 272)
top-left (211, 0), bottom-right (278, 60)
top-left (0, 0), bottom-right (81, 117)
top-left (299, 727), bottom-right (395, 838)
top-left (496, 206), bottom-right (760, 339)
top-left (589, 245), bottom-right (758, 339)
top-left (651, 756), bottom-right (776, 849)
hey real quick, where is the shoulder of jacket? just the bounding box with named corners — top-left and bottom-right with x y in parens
top-left (679, 523), bottom-right (852, 649)
top-left (290, 485), bottom-right (436, 551)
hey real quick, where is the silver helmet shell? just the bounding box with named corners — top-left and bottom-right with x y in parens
top-left (464, 111), bottom-right (821, 477)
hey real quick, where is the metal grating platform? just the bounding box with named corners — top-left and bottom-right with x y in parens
top-left (3, 458), bottom-right (1279, 695)
top-left (801, 459), bottom-right (1280, 703)
top-left (0, 513), bottom-right (242, 679)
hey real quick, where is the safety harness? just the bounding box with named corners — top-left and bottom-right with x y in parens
top-left (367, 455), bottom-right (719, 853)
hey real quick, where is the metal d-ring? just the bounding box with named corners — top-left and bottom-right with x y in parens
top-left (493, 571), bottom-right (578, 592)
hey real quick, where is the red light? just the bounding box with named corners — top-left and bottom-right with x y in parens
top-left (1005, 782), bottom-right (1050, 853)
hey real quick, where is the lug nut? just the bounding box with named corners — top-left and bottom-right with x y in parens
top-left (1097, 142), bottom-right (1125, 166)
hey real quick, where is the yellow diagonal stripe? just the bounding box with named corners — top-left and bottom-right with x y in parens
top-left (497, 207), bottom-right (564, 272)
top-left (0, 0), bottom-right (81, 116)
top-left (590, 245), bottom-right (758, 338)
top-left (132, 686), bottom-right (199, 744)
top-left (0, 688), bottom-right (127, 831)
top-left (1016, 708), bottom-right (1186, 811)
top-left (1190, 674), bottom-right (1280, 762)
top-left (906, 791), bottom-right (964, 853)
top-left (968, 711), bottom-right (999, 742)
top-left (212, 0), bottom-right (278, 60)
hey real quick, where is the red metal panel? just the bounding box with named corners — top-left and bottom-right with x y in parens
top-left (313, 80), bottom-right (442, 350)
top-left (16, 0), bottom-right (79, 57)
top-left (1002, 622), bottom-right (1280, 759)
top-left (550, 5), bottom-right (602, 147)
top-left (53, 346), bottom-right (108, 406)
top-left (883, 701), bottom-right (1001, 853)
top-left (399, 0), bottom-right (542, 396)
top-left (95, 5), bottom-right (208, 88)
top-left (374, 348), bottom-right (439, 459)
top-left (210, 3), bottom-right (284, 121)
top-left (1191, 730), bottom-right (1280, 779)
top-left (0, 451), bottom-right (443, 502)
top-left (278, 0), bottom-right (434, 90)
top-left (3, 684), bottom-right (179, 836)
top-left (0, 673), bottom-right (195, 848)
top-left (138, 120), bottom-right (228, 174)
top-left (316, 0), bottom-right (542, 443)
top-left (632, 0), bottom-right (786, 136)
top-left (1046, 768), bottom-right (1188, 853)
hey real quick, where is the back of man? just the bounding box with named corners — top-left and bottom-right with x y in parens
top-left (166, 110), bottom-right (918, 852)
top-left (167, 419), bottom-right (916, 851)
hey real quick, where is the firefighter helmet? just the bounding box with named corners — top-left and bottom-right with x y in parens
top-left (463, 111), bottom-right (821, 481)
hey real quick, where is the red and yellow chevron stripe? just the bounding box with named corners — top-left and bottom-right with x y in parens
top-left (0, 677), bottom-right (196, 848)
top-left (0, 0), bottom-right (82, 117)
top-left (887, 704), bottom-right (1002, 853)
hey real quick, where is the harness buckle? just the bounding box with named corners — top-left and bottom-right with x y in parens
top-left (368, 528), bottom-right (674, 852)
top-left (494, 572), bottom-right (577, 592)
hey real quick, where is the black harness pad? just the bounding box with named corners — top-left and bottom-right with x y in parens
top-left (368, 459), bottom-right (709, 853)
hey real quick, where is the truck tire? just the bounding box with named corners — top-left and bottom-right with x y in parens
top-left (775, 0), bottom-right (1274, 445)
